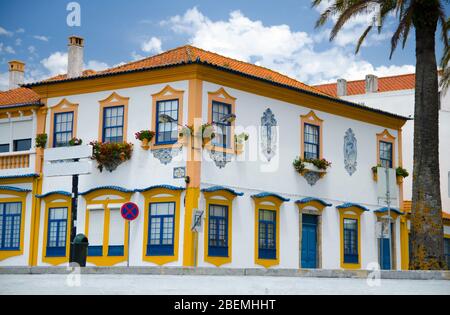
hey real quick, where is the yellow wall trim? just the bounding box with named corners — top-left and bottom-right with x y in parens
top-left (203, 190), bottom-right (238, 267)
top-left (98, 92), bottom-right (129, 142)
top-left (48, 98), bottom-right (79, 148)
top-left (141, 187), bottom-right (182, 265)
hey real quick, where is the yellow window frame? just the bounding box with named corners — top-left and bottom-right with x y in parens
top-left (300, 110), bottom-right (323, 159)
top-left (151, 85), bottom-right (185, 150)
top-left (205, 87), bottom-right (236, 155)
top-left (98, 92), bottom-right (129, 142)
top-left (48, 98), bottom-right (79, 148)
top-left (338, 207), bottom-right (364, 270)
top-left (376, 129), bottom-right (396, 168)
top-left (203, 190), bottom-right (238, 267)
top-left (253, 196), bottom-right (283, 268)
top-left (83, 188), bottom-right (132, 266)
top-left (141, 187), bottom-right (183, 265)
top-left (0, 189), bottom-right (27, 261)
top-left (41, 194), bottom-right (72, 266)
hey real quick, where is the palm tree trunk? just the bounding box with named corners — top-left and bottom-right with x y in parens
top-left (410, 3), bottom-right (445, 270)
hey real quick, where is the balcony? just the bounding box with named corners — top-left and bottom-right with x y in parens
top-left (0, 150), bottom-right (38, 177)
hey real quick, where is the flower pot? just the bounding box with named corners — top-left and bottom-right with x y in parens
top-left (178, 134), bottom-right (189, 146)
top-left (140, 139), bottom-right (150, 150)
top-left (396, 175), bottom-right (403, 185)
top-left (303, 162), bottom-right (327, 174)
top-left (202, 137), bottom-right (212, 148)
top-left (235, 142), bottom-right (244, 155)
top-left (372, 171), bottom-right (378, 182)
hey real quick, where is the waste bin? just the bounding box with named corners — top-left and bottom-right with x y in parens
top-left (71, 234), bottom-right (89, 267)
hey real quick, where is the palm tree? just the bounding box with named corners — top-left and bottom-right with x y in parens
top-left (313, 0), bottom-right (448, 270)
top-left (440, 18), bottom-right (449, 91)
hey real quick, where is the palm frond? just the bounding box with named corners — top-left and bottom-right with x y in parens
top-left (355, 26), bottom-right (372, 54)
top-left (389, 2), bottom-right (415, 59)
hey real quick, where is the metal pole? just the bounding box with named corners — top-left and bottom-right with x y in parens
top-left (127, 220), bottom-right (131, 267)
top-left (385, 166), bottom-right (393, 270)
top-left (69, 174), bottom-right (79, 263)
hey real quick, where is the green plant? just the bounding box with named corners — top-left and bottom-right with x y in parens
top-left (201, 123), bottom-right (215, 139)
top-left (293, 157), bottom-right (332, 174)
top-left (372, 164), bottom-right (382, 174)
top-left (308, 158), bottom-right (332, 170)
top-left (135, 130), bottom-right (155, 141)
top-left (293, 157), bottom-right (305, 173)
top-left (35, 133), bottom-right (47, 148)
top-left (90, 141), bottom-right (133, 172)
top-left (235, 132), bottom-right (249, 144)
top-left (396, 166), bottom-right (409, 178)
top-left (179, 125), bottom-right (194, 137)
top-left (68, 137), bottom-right (83, 146)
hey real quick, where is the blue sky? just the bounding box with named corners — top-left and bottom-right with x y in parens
top-left (0, 0), bottom-right (448, 90)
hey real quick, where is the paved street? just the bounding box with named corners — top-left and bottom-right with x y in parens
top-left (1, 274), bottom-right (449, 295)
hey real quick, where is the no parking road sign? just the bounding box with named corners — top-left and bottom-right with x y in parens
top-left (121, 202), bottom-right (139, 221)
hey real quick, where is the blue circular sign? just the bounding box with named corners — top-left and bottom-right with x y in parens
top-left (121, 202), bottom-right (139, 221)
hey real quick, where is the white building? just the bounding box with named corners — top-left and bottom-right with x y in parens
top-left (2, 36), bottom-right (447, 270)
top-left (314, 73), bottom-right (450, 269)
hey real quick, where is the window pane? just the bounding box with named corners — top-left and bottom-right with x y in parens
top-left (304, 124), bottom-right (320, 159)
top-left (0, 202), bottom-right (22, 250)
top-left (103, 106), bottom-right (124, 143)
top-left (13, 139), bottom-right (31, 152)
top-left (147, 202), bottom-right (176, 256)
top-left (211, 101), bottom-right (231, 148)
top-left (156, 100), bottom-right (179, 144)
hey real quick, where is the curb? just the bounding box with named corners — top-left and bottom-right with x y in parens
top-left (0, 266), bottom-right (449, 280)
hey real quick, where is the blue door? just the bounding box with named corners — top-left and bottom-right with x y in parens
top-left (301, 214), bottom-right (317, 268)
top-left (379, 238), bottom-right (391, 270)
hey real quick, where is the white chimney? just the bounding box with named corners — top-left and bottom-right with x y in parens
top-left (8, 60), bottom-right (25, 90)
top-left (67, 35), bottom-right (84, 78)
top-left (365, 74), bottom-right (378, 93)
top-left (337, 78), bottom-right (347, 96)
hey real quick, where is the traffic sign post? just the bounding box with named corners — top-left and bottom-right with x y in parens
top-left (44, 145), bottom-right (93, 264)
top-left (121, 202), bottom-right (139, 267)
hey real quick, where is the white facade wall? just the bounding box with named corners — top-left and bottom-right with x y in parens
top-left (29, 79), bottom-right (406, 269)
top-left (342, 89), bottom-right (450, 215)
top-left (0, 183), bottom-right (33, 266)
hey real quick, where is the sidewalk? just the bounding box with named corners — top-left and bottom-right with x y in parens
top-left (1, 273), bottom-right (449, 295)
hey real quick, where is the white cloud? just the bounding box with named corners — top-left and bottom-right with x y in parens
top-left (16, 28), bottom-right (25, 34)
top-left (85, 60), bottom-right (109, 71)
top-left (141, 37), bottom-right (163, 54)
top-left (33, 35), bottom-right (49, 42)
top-left (0, 27), bottom-right (13, 37)
top-left (28, 45), bottom-right (36, 54)
top-left (162, 7), bottom-right (414, 84)
top-left (41, 51), bottom-right (67, 75)
top-left (15, 38), bottom-right (22, 46)
top-left (131, 51), bottom-right (145, 61)
top-left (0, 71), bottom-right (8, 91)
top-left (41, 51), bottom-right (111, 76)
top-left (0, 43), bottom-right (16, 54)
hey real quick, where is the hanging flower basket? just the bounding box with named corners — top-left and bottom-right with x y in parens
top-left (90, 141), bottom-right (133, 172)
top-left (68, 137), bottom-right (83, 146)
top-left (396, 166), bottom-right (409, 184)
top-left (178, 125), bottom-right (194, 146)
top-left (135, 130), bottom-right (155, 150)
top-left (35, 133), bottom-right (47, 149)
top-left (293, 157), bottom-right (331, 179)
top-left (201, 123), bottom-right (215, 148)
top-left (371, 164), bottom-right (381, 181)
top-left (234, 132), bottom-right (249, 155)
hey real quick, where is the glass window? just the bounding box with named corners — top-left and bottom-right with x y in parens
top-left (208, 204), bottom-right (228, 257)
top-left (258, 209), bottom-right (276, 259)
top-left (46, 207), bottom-right (68, 257)
top-left (379, 141), bottom-right (393, 168)
top-left (343, 218), bottom-right (358, 263)
top-left (147, 202), bottom-right (175, 256)
top-left (0, 144), bottom-right (9, 153)
top-left (304, 123), bottom-right (320, 159)
top-left (212, 101), bottom-right (231, 148)
top-left (102, 106), bottom-right (124, 143)
top-left (444, 238), bottom-right (450, 270)
top-left (0, 202), bottom-right (22, 250)
top-left (156, 99), bottom-right (179, 144)
top-left (13, 139), bottom-right (31, 152)
top-left (53, 112), bottom-right (74, 147)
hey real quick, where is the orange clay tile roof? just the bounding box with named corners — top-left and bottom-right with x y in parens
top-left (402, 201), bottom-right (450, 221)
top-left (0, 87), bottom-right (41, 108)
top-left (32, 45), bottom-right (329, 96)
top-left (313, 73), bottom-right (416, 97)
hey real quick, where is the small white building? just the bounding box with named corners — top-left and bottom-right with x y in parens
top-left (2, 36), bottom-right (435, 270)
top-left (314, 73), bottom-right (450, 269)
